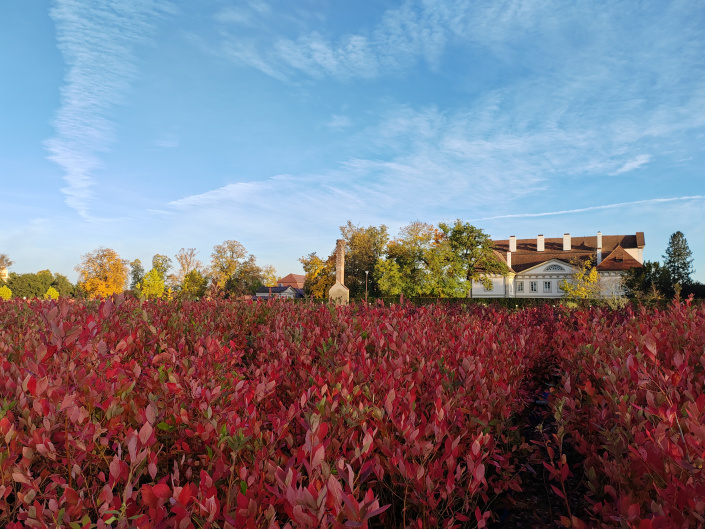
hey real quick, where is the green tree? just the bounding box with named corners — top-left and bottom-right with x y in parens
top-left (373, 258), bottom-right (403, 297)
top-left (224, 256), bottom-right (264, 297)
top-left (0, 285), bottom-right (11, 300)
top-left (130, 259), bottom-right (145, 291)
top-left (6, 273), bottom-right (49, 298)
top-left (152, 254), bottom-right (173, 281)
top-left (51, 273), bottom-right (75, 297)
top-left (559, 258), bottom-right (600, 301)
top-left (663, 231), bottom-right (695, 288)
top-left (209, 240), bottom-right (266, 296)
top-left (379, 221), bottom-right (439, 297)
top-left (140, 268), bottom-right (165, 299)
top-left (44, 287), bottom-right (59, 300)
top-left (339, 221), bottom-right (389, 298)
top-left (75, 247), bottom-right (129, 298)
top-left (210, 240), bottom-right (248, 291)
top-left (181, 269), bottom-right (208, 300)
top-left (624, 261), bottom-right (670, 299)
top-left (438, 220), bottom-right (507, 295)
top-left (300, 252), bottom-right (336, 299)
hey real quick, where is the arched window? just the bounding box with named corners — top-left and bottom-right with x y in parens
top-left (545, 264), bottom-right (565, 271)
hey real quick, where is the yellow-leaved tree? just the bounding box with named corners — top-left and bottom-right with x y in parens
top-left (261, 265), bottom-right (278, 288)
top-left (0, 285), bottom-right (11, 300)
top-left (75, 247), bottom-right (129, 298)
top-left (559, 258), bottom-right (599, 301)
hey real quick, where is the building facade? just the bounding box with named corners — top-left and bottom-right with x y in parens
top-left (471, 232), bottom-right (644, 298)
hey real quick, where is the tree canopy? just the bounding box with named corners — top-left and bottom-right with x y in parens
top-left (559, 258), bottom-right (600, 301)
top-left (4, 270), bottom-right (74, 299)
top-left (141, 268), bottom-right (166, 299)
top-left (75, 247), bottom-right (128, 298)
top-left (209, 240), bottom-right (272, 297)
top-left (300, 252), bottom-right (335, 299)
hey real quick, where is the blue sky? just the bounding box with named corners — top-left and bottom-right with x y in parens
top-left (1, 0), bottom-right (704, 283)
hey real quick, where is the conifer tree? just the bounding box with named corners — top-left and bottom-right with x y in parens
top-left (663, 231), bottom-right (694, 287)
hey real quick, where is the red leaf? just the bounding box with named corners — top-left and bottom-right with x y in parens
top-left (311, 443), bottom-right (325, 469)
top-left (141, 485), bottom-right (159, 509)
top-left (178, 485), bottom-right (192, 506)
top-left (551, 484), bottom-right (566, 500)
top-left (153, 483), bottom-right (171, 499)
top-left (64, 487), bottom-right (80, 506)
top-left (139, 421), bottom-right (154, 445)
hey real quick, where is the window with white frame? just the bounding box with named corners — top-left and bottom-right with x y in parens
top-left (530, 281), bottom-right (538, 292)
top-left (544, 281), bottom-right (552, 292)
top-left (516, 281), bottom-right (524, 292)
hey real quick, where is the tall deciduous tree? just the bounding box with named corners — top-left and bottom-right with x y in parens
top-left (663, 231), bottom-right (695, 287)
top-left (209, 240), bottom-right (266, 297)
top-left (559, 258), bottom-right (600, 301)
top-left (173, 248), bottom-right (203, 286)
top-left (141, 268), bottom-right (165, 299)
top-left (438, 220), bottom-right (507, 294)
top-left (0, 253), bottom-right (12, 279)
top-left (130, 259), bottom-right (145, 291)
top-left (339, 221), bottom-right (389, 298)
top-left (260, 265), bottom-right (278, 287)
top-left (181, 269), bottom-right (208, 299)
top-left (210, 240), bottom-right (248, 290)
top-left (52, 273), bottom-right (75, 297)
top-left (152, 254), bottom-right (173, 281)
top-left (75, 247), bottom-right (128, 298)
top-left (300, 252), bottom-right (335, 299)
top-left (377, 221), bottom-right (450, 297)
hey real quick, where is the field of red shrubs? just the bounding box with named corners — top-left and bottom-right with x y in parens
top-left (0, 296), bottom-right (703, 528)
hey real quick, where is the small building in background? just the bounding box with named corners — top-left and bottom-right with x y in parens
top-left (0, 267), bottom-right (7, 282)
top-left (277, 273), bottom-right (305, 289)
top-left (254, 285), bottom-right (304, 299)
top-left (472, 232), bottom-right (645, 298)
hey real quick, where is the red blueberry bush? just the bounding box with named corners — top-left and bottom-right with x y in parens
top-left (0, 296), bottom-right (704, 528)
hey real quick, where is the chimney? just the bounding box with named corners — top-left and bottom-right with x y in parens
top-left (509, 235), bottom-right (517, 253)
top-left (596, 231), bottom-right (603, 265)
top-left (563, 233), bottom-right (571, 251)
top-left (335, 239), bottom-right (345, 285)
top-left (537, 235), bottom-right (544, 252)
top-left (506, 251), bottom-right (512, 270)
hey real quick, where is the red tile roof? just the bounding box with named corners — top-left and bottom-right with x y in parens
top-left (596, 245), bottom-right (643, 271)
top-left (493, 233), bottom-right (644, 273)
top-left (278, 273), bottom-right (306, 288)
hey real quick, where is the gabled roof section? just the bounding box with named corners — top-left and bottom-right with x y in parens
top-left (596, 245), bottom-right (643, 271)
top-left (515, 258), bottom-right (576, 275)
top-left (255, 285), bottom-right (295, 294)
top-left (278, 273), bottom-right (306, 288)
top-left (491, 233), bottom-right (644, 273)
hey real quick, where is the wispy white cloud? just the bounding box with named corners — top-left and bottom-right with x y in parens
top-left (610, 154), bottom-right (652, 175)
top-left (46, 0), bottom-right (170, 218)
top-left (473, 196), bottom-right (705, 221)
top-left (155, 135), bottom-right (179, 149)
top-left (323, 114), bottom-right (352, 130)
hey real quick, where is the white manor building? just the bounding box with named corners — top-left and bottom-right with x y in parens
top-left (471, 232), bottom-right (644, 298)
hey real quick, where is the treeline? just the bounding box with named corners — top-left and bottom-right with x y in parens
top-left (624, 230), bottom-right (702, 299)
top-left (0, 241), bottom-right (278, 300)
top-left (300, 220), bottom-right (505, 299)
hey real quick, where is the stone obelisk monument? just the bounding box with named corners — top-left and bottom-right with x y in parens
top-left (328, 239), bottom-right (349, 305)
